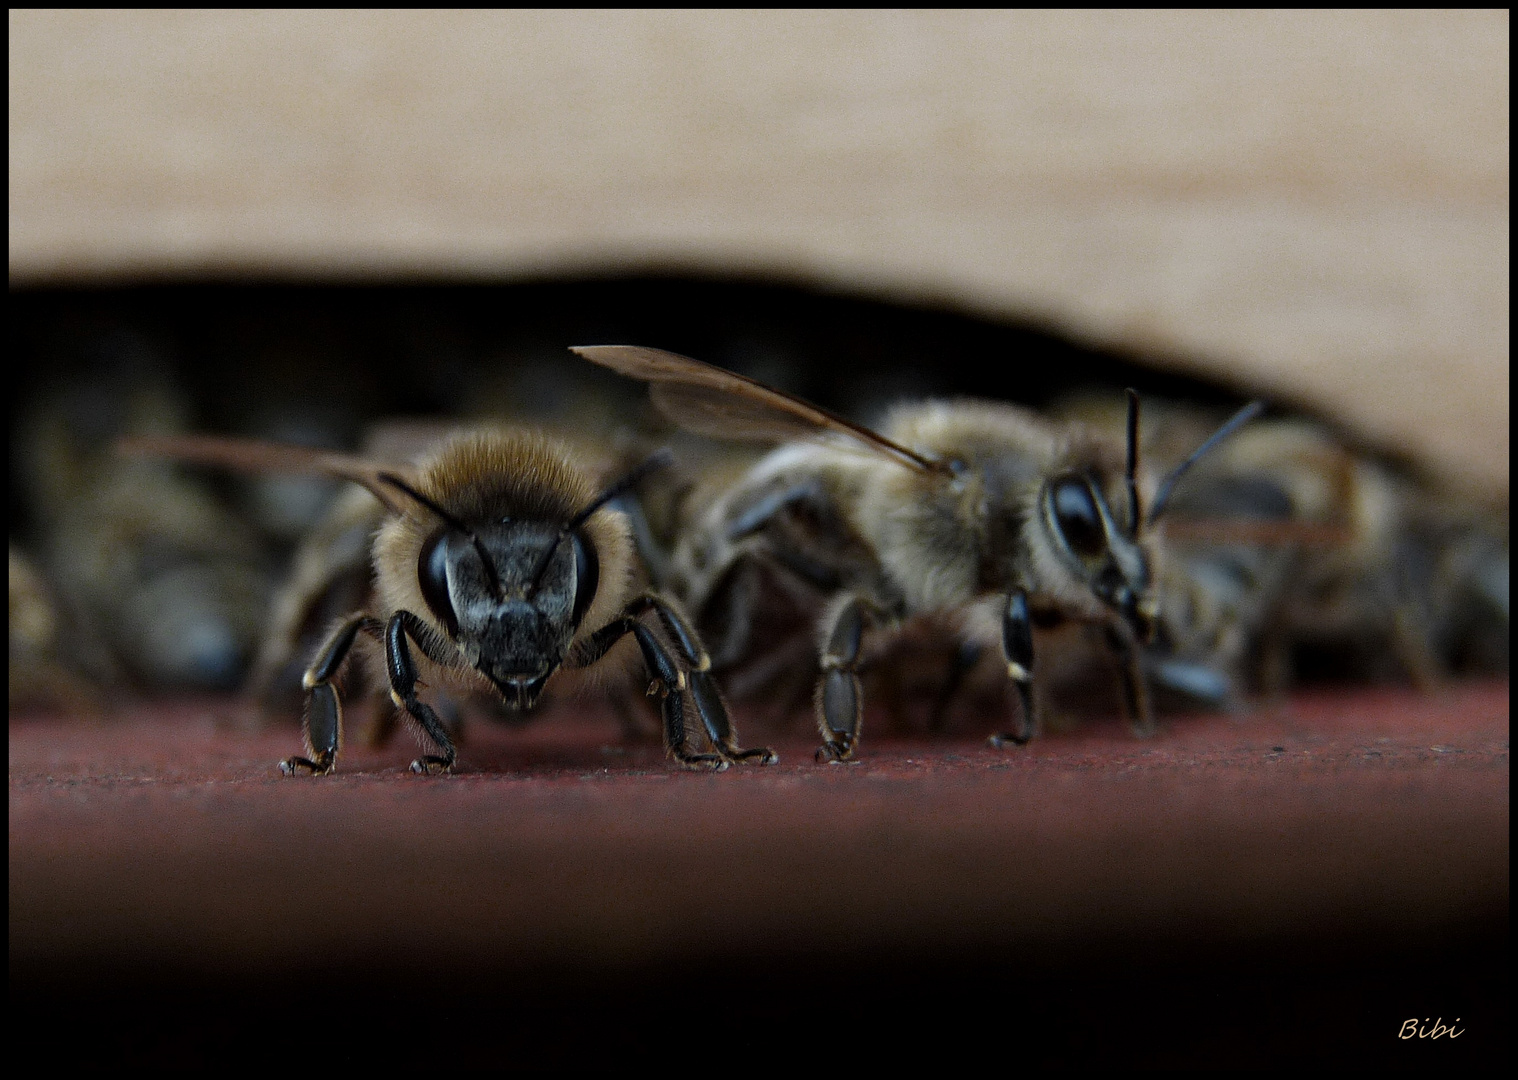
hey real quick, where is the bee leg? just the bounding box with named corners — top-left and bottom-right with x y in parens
top-left (645, 596), bottom-right (777, 766)
top-left (726, 476), bottom-right (828, 542)
top-left (384, 611), bottom-right (458, 774)
top-left (570, 607), bottom-right (728, 770)
top-left (816, 596), bottom-right (872, 763)
top-left (1390, 604), bottom-right (1443, 689)
top-left (635, 622), bottom-right (726, 770)
top-left (990, 590), bottom-right (1036, 748)
top-left (368, 690), bottom-right (464, 744)
top-left (1104, 623), bottom-right (1154, 737)
top-left (1254, 621), bottom-right (1293, 697)
top-left (281, 614), bottom-right (383, 776)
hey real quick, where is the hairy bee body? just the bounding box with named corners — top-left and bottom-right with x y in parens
top-left (571, 346), bottom-right (1267, 761)
top-left (669, 399), bottom-right (1163, 754)
top-left (676, 401), bottom-right (1132, 626)
top-left (1039, 394), bottom-right (1511, 707)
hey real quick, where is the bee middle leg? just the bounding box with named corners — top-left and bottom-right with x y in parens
top-left (929, 639), bottom-right (985, 733)
top-left (815, 595), bottom-right (883, 763)
top-left (990, 590), bottom-right (1036, 748)
top-left (697, 556), bottom-right (762, 670)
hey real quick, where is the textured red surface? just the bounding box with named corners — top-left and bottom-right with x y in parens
top-left (9, 682), bottom-right (1510, 1066)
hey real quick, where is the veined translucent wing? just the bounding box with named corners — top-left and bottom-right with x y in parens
top-left (571, 345), bottom-right (947, 475)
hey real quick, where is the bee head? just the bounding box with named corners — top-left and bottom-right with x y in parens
top-left (1042, 470), bottom-right (1158, 643)
top-left (1043, 392), bottom-right (1264, 644)
top-left (411, 518), bottom-right (597, 709)
top-left (380, 449), bottom-right (669, 710)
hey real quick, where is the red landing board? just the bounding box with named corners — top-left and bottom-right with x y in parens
top-left (11, 682), bottom-right (1507, 980)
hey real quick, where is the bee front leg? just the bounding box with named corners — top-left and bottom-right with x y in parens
top-left (628, 620), bottom-right (726, 770)
top-left (990, 590), bottom-right (1036, 748)
top-left (384, 611), bottom-right (459, 774)
top-left (1104, 623), bottom-right (1154, 737)
top-left (281, 614), bottom-right (384, 776)
top-left (642, 595), bottom-right (776, 766)
top-left (571, 600), bottom-right (759, 770)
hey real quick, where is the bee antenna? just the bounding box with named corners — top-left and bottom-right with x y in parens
top-left (379, 473), bottom-right (464, 530)
top-left (379, 472), bottom-right (502, 595)
top-left (1124, 388), bottom-right (1141, 538)
top-left (1146, 400), bottom-right (1266, 525)
top-left (526, 448), bottom-right (676, 595)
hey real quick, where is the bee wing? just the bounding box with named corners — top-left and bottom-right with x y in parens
top-left (572, 345), bottom-right (945, 475)
top-left (117, 433), bottom-right (420, 514)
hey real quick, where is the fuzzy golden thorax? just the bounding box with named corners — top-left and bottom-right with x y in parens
top-left (414, 430), bottom-right (599, 524)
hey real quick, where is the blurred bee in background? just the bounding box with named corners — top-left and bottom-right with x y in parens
top-left (122, 427), bottom-right (777, 774)
top-left (573, 345), bottom-right (1262, 762)
top-left (1055, 398), bottom-right (1509, 710)
top-left (11, 357), bottom-right (273, 698)
top-left (9, 544), bottom-right (109, 714)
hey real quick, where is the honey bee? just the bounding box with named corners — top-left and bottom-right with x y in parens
top-left (572, 345), bottom-right (1262, 761)
top-left (119, 428), bottom-right (778, 774)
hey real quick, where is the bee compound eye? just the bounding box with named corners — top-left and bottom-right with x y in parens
top-left (569, 530), bottom-right (600, 628)
top-left (418, 530), bottom-right (460, 636)
top-left (1052, 477), bottom-right (1107, 559)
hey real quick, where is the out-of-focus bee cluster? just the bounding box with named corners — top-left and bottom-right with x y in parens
top-left (10, 283), bottom-right (1507, 752)
top-left (1047, 397), bottom-right (1509, 720)
top-left (11, 351), bottom-right (273, 709)
top-left (8, 302), bottom-right (648, 725)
